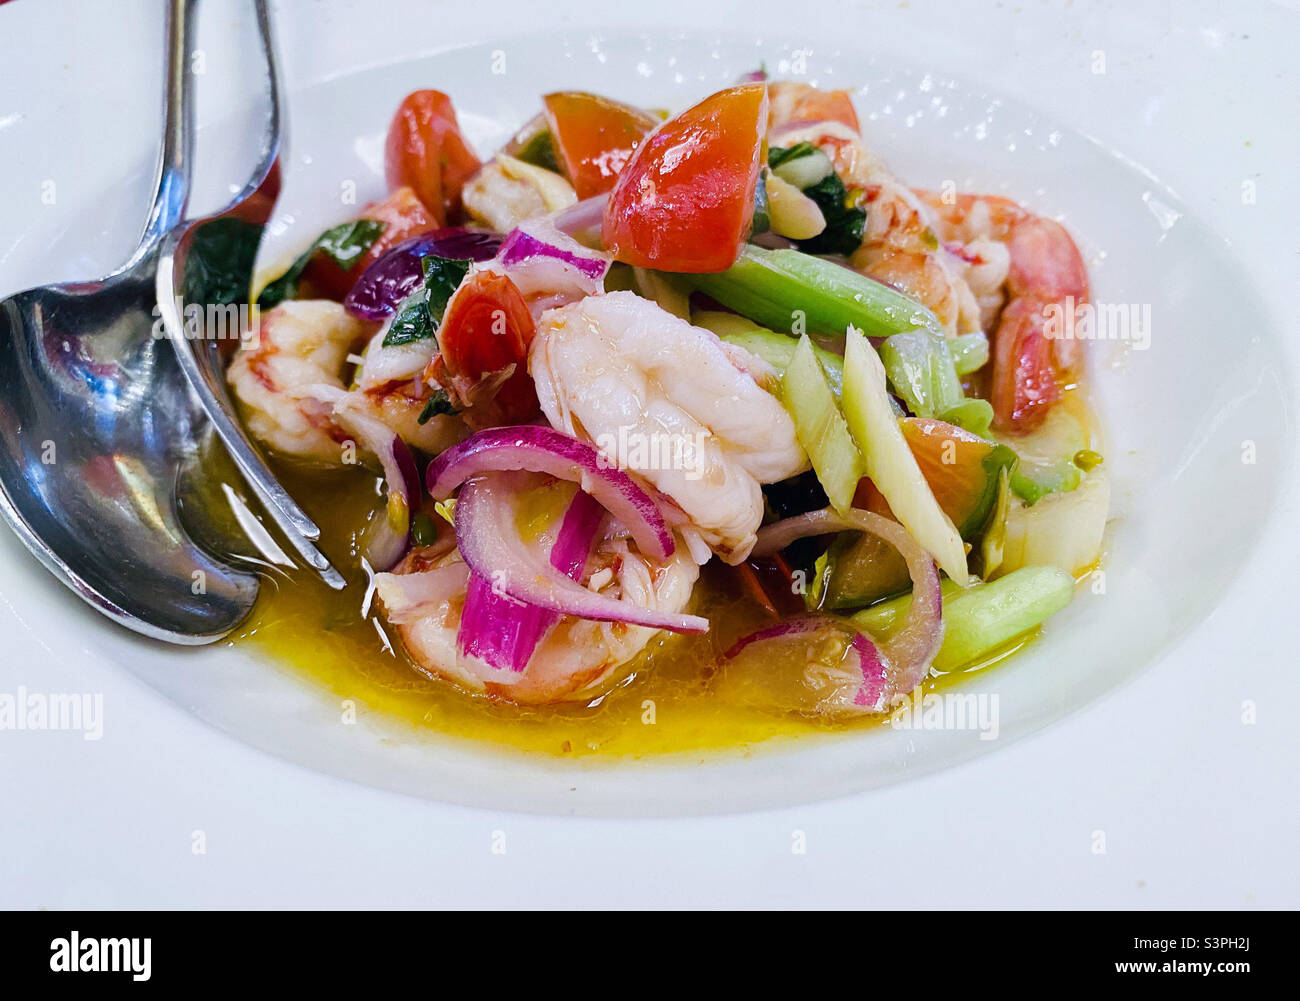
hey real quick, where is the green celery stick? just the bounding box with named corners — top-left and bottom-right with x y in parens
top-left (676, 244), bottom-right (941, 338)
top-left (851, 565), bottom-right (1075, 671)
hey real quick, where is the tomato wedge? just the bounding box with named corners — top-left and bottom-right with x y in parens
top-left (542, 91), bottom-right (659, 199)
top-left (602, 83), bottom-right (768, 273)
top-left (432, 271), bottom-right (538, 422)
top-left (384, 89), bottom-right (482, 226)
top-left (302, 186), bottom-right (436, 300)
top-left (899, 418), bottom-right (1017, 538)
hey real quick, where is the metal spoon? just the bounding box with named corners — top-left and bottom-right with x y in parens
top-left (0, 0), bottom-right (268, 642)
top-left (156, 1), bottom-right (345, 591)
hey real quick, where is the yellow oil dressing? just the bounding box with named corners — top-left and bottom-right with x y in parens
top-left (225, 458), bottom-right (1035, 758)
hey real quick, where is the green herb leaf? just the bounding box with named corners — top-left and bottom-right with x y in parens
top-left (795, 173), bottom-right (867, 256)
top-left (256, 218), bottom-right (387, 309)
top-left (411, 510), bottom-right (438, 547)
top-left (316, 218), bottom-right (387, 270)
top-left (384, 295), bottom-right (434, 347)
top-left (421, 255), bottom-right (471, 319)
top-left (768, 142), bottom-right (819, 169)
top-left (515, 129), bottom-right (559, 173)
top-left (417, 389), bottom-right (459, 424)
top-left (382, 255), bottom-right (471, 347)
top-left (183, 217), bottom-right (263, 306)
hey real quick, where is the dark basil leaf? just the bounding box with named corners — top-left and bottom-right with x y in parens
top-left (382, 255), bottom-right (470, 347)
top-left (316, 218), bottom-right (387, 270)
top-left (417, 390), bottom-right (459, 424)
top-left (767, 142), bottom-right (819, 169)
top-left (421, 255), bottom-right (471, 320)
top-left (257, 219), bottom-right (387, 309)
top-left (383, 292), bottom-right (434, 347)
top-left (515, 129), bottom-right (559, 173)
top-left (256, 256), bottom-right (310, 310)
top-left (795, 173), bottom-right (867, 257)
top-left (183, 217), bottom-right (263, 306)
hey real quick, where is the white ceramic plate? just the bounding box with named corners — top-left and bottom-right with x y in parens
top-left (2, 0), bottom-right (1297, 906)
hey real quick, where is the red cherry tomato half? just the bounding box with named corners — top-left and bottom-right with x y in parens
top-left (542, 91), bottom-right (659, 200)
top-left (434, 271), bottom-right (538, 422)
top-left (302, 186), bottom-right (436, 300)
top-left (384, 89), bottom-right (482, 226)
top-left (602, 83), bottom-right (769, 273)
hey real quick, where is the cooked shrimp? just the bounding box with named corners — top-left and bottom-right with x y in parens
top-left (228, 299), bottom-right (465, 461)
top-left (353, 325), bottom-right (468, 454)
top-left (228, 300), bottom-right (366, 460)
top-left (917, 192), bottom-right (1090, 430)
top-left (769, 94), bottom-right (982, 337)
top-left (767, 81), bottom-right (861, 132)
top-left (375, 531), bottom-right (700, 704)
top-left (529, 291), bottom-right (808, 564)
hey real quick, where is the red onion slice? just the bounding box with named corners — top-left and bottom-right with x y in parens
top-left (553, 193), bottom-right (609, 241)
top-left (315, 386), bottom-right (422, 571)
top-left (738, 506), bottom-right (945, 711)
top-left (457, 488), bottom-right (603, 680)
top-left (723, 615), bottom-right (891, 711)
top-left (343, 227), bottom-right (503, 320)
top-left (454, 475), bottom-right (707, 634)
top-left (489, 219), bottom-right (611, 317)
top-left (427, 425), bottom-right (675, 561)
top-left (498, 227), bottom-right (610, 281)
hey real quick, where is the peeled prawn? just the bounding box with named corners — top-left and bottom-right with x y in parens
top-left (768, 95), bottom-right (982, 337)
top-left (529, 291), bottom-right (807, 564)
top-left (227, 299), bottom-right (465, 462)
top-left (375, 531), bottom-right (699, 704)
top-left (918, 192), bottom-right (1090, 430)
top-left (227, 300), bottom-right (366, 460)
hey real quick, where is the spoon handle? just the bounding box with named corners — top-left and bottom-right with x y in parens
top-left (155, 1), bottom-right (346, 590)
top-left (134, 0), bottom-right (197, 260)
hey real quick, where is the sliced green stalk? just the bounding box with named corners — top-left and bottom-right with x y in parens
top-left (851, 565), bottom-right (1075, 671)
top-left (852, 578), bottom-right (963, 636)
top-left (878, 327), bottom-right (964, 418)
top-left (1010, 459), bottom-right (1081, 505)
top-left (950, 331), bottom-right (990, 375)
top-left (676, 244), bottom-right (941, 339)
top-left (1000, 469), bottom-right (1109, 576)
top-left (841, 326), bottom-right (970, 583)
top-left (780, 336), bottom-right (863, 514)
top-left (694, 310), bottom-right (844, 399)
top-left (632, 267), bottom-right (692, 319)
top-left (997, 407), bottom-right (1089, 504)
top-left (977, 467), bottom-right (1013, 578)
top-left (769, 144), bottom-right (834, 189)
top-left (821, 529), bottom-right (912, 610)
top-left (940, 398), bottom-right (995, 438)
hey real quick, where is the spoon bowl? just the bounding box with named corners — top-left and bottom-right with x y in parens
top-left (0, 262), bottom-right (260, 642)
top-left (0, 0), bottom-right (278, 643)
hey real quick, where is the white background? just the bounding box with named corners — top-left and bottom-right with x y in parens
top-left (0, 0), bottom-right (1297, 908)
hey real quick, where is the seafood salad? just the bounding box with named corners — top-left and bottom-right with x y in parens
top-left (227, 78), bottom-right (1108, 744)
